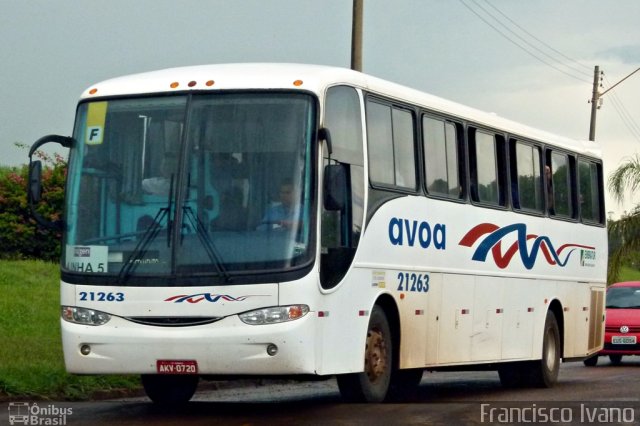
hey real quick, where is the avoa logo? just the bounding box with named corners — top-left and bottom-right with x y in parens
top-left (388, 217), bottom-right (446, 250)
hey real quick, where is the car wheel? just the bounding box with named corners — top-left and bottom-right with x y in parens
top-left (609, 354), bottom-right (623, 365)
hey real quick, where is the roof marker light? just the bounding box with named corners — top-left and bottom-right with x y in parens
top-left (188, 81), bottom-right (197, 87)
top-left (89, 88), bottom-right (98, 95)
top-left (170, 82), bottom-right (179, 89)
top-left (293, 79), bottom-right (303, 87)
top-left (206, 80), bottom-right (215, 87)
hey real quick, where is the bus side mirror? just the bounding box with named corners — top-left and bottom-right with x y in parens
top-left (323, 164), bottom-right (347, 211)
top-left (28, 160), bottom-right (43, 204)
top-left (27, 134), bottom-right (72, 231)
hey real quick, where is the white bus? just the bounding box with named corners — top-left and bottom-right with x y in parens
top-left (28, 63), bottom-right (607, 403)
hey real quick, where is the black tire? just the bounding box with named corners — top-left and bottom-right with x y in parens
top-left (583, 355), bottom-right (598, 366)
top-left (529, 310), bottom-right (561, 388)
top-left (337, 305), bottom-right (392, 403)
top-left (499, 311), bottom-right (561, 388)
top-left (141, 374), bottom-right (199, 404)
top-left (609, 354), bottom-right (623, 365)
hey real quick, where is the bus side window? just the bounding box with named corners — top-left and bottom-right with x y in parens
top-left (423, 115), bottom-right (462, 199)
top-left (578, 158), bottom-right (604, 224)
top-left (366, 100), bottom-right (417, 191)
top-left (469, 128), bottom-right (506, 207)
top-left (547, 150), bottom-right (577, 219)
top-left (510, 139), bottom-right (543, 213)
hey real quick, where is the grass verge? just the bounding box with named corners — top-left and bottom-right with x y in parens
top-left (617, 266), bottom-right (640, 282)
top-left (0, 260), bottom-right (140, 401)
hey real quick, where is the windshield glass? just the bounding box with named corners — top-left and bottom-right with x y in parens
top-left (63, 92), bottom-right (316, 285)
top-left (606, 286), bottom-right (640, 309)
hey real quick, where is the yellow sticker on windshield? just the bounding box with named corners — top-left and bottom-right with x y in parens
top-left (86, 102), bottom-right (108, 145)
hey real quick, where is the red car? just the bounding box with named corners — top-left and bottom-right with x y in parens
top-left (584, 281), bottom-right (640, 366)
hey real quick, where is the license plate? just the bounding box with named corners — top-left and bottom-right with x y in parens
top-left (156, 360), bottom-right (198, 374)
top-left (612, 336), bottom-right (637, 345)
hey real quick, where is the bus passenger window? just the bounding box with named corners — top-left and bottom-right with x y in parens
top-left (424, 116), bottom-right (461, 198)
top-left (549, 151), bottom-right (575, 218)
top-left (366, 100), bottom-right (416, 190)
top-left (512, 141), bottom-right (543, 212)
top-left (470, 130), bottom-right (505, 206)
top-left (578, 159), bottom-right (603, 223)
top-left (367, 102), bottom-right (394, 185)
top-left (392, 108), bottom-right (416, 189)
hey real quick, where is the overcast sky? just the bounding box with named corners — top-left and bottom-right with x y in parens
top-left (2, 0), bottom-right (639, 217)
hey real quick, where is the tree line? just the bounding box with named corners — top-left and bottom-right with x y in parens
top-left (0, 148), bottom-right (65, 261)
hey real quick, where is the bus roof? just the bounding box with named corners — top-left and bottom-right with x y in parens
top-left (81, 62), bottom-right (601, 158)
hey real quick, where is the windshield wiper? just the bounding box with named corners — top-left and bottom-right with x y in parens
top-left (182, 206), bottom-right (230, 282)
top-left (117, 176), bottom-right (174, 284)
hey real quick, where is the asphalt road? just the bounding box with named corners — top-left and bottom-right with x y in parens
top-left (3, 358), bottom-right (639, 425)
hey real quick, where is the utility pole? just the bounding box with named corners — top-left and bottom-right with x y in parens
top-left (351, 0), bottom-right (363, 72)
top-left (589, 65), bottom-right (640, 141)
top-left (588, 65), bottom-right (600, 141)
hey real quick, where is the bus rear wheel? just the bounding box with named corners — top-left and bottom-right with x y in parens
top-left (337, 305), bottom-right (392, 403)
top-left (498, 310), bottom-right (560, 388)
top-left (528, 310), bottom-right (561, 388)
top-left (141, 374), bottom-right (199, 404)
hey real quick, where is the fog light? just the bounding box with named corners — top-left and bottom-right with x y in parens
top-left (80, 344), bottom-right (91, 356)
top-left (266, 344), bottom-right (278, 356)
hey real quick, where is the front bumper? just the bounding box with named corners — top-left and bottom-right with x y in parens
top-left (62, 312), bottom-right (317, 375)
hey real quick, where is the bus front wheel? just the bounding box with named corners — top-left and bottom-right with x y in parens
top-left (141, 374), bottom-right (199, 404)
top-left (337, 305), bottom-right (392, 403)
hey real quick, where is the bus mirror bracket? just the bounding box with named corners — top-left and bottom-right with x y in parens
top-left (323, 163), bottom-right (347, 211)
top-left (27, 135), bottom-right (72, 231)
top-left (318, 127), bottom-right (332, 157)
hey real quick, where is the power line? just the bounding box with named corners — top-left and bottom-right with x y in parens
top-left (473, 0), bottom-right (592, 79)
top-left (603, 75), bottom-right (640, 143)
top-left (483, 0), bottom-right (592, 75)
top-left (459, 0), bottom-right (592, 84)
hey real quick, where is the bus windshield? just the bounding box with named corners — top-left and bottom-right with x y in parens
top-left (63, 92), bottom-right (316, 285)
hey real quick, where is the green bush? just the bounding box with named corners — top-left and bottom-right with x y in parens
top-left (0, 148), bottom-right (66, 261)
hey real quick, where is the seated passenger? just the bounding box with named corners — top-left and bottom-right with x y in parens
top-left (258, 180), bottom-right (299, 230)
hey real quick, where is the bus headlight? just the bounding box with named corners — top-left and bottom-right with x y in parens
top-left (62, 306), bottom-right (111, 326)
top-left (239, 305), bottom-right (309, 325)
